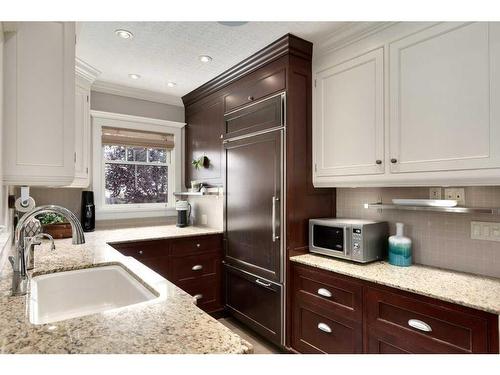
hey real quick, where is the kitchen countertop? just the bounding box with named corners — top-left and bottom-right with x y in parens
top-left (0, 225), bottom-right (252, 354)
top-left (291, 253), bottom-right (500, 315)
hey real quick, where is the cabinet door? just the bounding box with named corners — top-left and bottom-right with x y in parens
top-left (185, 97), bottom-right (224, 187)
top-left (71, 80), bottom-right (90, 187)
top-left (3, 22), bottom-right (75, 186)
top-left (389, 22), bottom-right (500, 173)
top-left (314, 48), bottom-right (384, 178)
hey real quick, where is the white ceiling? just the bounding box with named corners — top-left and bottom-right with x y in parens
top-left (76, 22), bottom-right (345, 104)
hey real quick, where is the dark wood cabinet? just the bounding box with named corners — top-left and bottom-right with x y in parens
top-left (184, 97), bottom-right (224, 187)
top-left (110, 234), bottom-right (223, 314)
top-left (364, 286), bottom-right (497, 354)
top-left (224, 67), bottom-right (286, 113)
top-left (291, 263), bottom-right (499, 354)
top-left (225, 264), bottom-right (282, 346)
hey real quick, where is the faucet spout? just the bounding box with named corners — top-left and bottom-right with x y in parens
top-left (11, 205), bottom-right (86, 296)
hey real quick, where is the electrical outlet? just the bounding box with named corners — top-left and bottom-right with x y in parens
top-left (471, 221), bottom-right (500, 242)
top-left (444, 188), bottom-right (465, 206)
top-left (201, 214), bottom-right (208, 225)
top-left (429, 188), bottom-right (442, 199)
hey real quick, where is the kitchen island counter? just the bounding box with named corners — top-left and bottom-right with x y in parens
top-left (0, 225), bottom-right (251, 354)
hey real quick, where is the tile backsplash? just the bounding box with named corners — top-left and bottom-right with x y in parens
top-left (336, 187), bottom-right (500, 278)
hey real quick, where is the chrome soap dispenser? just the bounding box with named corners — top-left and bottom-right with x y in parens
top-left (388, 222), bottom-right (412, 267)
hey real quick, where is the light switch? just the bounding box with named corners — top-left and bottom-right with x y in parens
top-left (471, 221), bottom-right (500, 242)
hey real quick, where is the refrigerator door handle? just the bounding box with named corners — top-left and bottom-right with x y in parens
top-left (272, 196), bottom-right (280, 242)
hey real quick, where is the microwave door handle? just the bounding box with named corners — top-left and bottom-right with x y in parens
top-left (343, 226), bottom-right (350, 257)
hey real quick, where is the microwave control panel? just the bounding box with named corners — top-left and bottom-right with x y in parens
top-left (352, 227), bottom-right (362, 257)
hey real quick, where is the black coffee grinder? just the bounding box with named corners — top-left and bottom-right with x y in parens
top-left (175, 200), bottom-right (191, 227)
top-left (81, 191), bottom-right (95, 232)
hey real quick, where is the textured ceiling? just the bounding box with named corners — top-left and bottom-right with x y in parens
top-left (76, 22), bottom-right (345, 101)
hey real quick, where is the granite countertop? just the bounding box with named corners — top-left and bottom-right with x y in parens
top-left (291, 253), bottom-right (500, 315)
top-left (0, 225), bottom-right (252, 354)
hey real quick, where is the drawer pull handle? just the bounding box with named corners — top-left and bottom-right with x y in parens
top-left (192, 264), bottom-right (203, 271)
top-left (317, 322), bottom-right (332, 334)
top-left (138, 250), bottom-right (143, 255)
top-left (317, 288), bottom-right (332, 298)
top-left (194, 294), bottom-right (203, 300)
top-left (408, 319), bottom-right (432, 332)
top-left (255, 279), bottom-right (272, 287)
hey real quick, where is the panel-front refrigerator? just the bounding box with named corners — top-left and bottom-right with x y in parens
top-left (223, 93), bottom-right (285, 346)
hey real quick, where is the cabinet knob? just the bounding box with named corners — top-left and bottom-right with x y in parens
top-left (138, 250), bottom-right (143, 255)
top-left (317, 322), bottom-right (332, 334)
top-left (390, 158), bottom-right (398, 164)
top-left (196, 243), bottom-right (201, 248)
top-left (192, 264), bottom-right (203, 271)
top-left (247, 96), bottom-right (254, 101)
top-left (376, 160), bottom-right (382, 165)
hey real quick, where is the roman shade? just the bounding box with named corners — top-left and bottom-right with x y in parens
top-left (102, 126), bottom-right (174, 150)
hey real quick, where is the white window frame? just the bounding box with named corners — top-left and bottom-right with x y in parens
top-left (91, 110), bottom-right (185, 220)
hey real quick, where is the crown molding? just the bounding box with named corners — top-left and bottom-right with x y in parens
top-left (91, 80), bottom-right (183, 107)
top-left (90, 110), bottom-right (186, 129)
top-left (75, 57), bottom-right (101, 84)
top-left (182, 33), bottom-right (312, 106)
top-left (314, 22), bottom-right (397, 57)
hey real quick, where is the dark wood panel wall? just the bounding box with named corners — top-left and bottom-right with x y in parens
top-left (182, 34), bottom-right (336, 348)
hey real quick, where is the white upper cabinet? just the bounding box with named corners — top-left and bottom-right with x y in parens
top-left (389, 22), bottom-right (500, 174)
top-left (68, 59), bottom-right (100, 188)
top-left (3, 22), bottom-right (76, 186)
top-left (314, 48), bottom-right (384, 178)
top-left (313, 22), bottom-right (500, 187)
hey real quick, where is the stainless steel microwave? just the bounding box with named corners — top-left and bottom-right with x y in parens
top-left (309, 218), bottom-right (388, 263)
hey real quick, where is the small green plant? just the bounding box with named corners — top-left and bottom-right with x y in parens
top-left (192, 155), bottom-right (210, 170)
top-left (36, 212), bottom-right (66, 225)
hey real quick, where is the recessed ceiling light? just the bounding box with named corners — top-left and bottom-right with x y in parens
top-left (218, 21), bottom-right (248, 27)
top-left (167, 82), bottom-right (177, 88)
top-left (199, 55), bottom-right (213, 63)
top-left (128, 74), bottom-right (141, 80)
top-left (115, 29), bottom-right (134, 39)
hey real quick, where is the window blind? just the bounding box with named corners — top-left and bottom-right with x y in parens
top-left (101, 126), bottom-right (174, 150)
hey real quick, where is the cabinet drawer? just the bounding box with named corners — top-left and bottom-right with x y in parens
top-left (365, 287), bottom-right (493, 353)
top-left (110, 240), bottom-right (169, 260)
top-left (171, 235), bottom-right (222, 256)
top-left (292, 264), bottom-right (363, 320)
top-left (225, 264), bottom-right (282, 345)
top-left (293, 299), bottom-right (362, 354)
top-left (224, 69), bottom-right (285, 113)
top-left (170, 252), bottom-right (220, 282)
top-left (177, 275), bottom-right (222, 313)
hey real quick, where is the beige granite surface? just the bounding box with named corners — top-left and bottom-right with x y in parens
top-left (0, 225), bottom-right (252, 354)
top-left (291, 253), bottom-right (500, 315)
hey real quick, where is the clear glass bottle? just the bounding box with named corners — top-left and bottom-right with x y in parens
top-left (388, 222), bottom-right (412, 267)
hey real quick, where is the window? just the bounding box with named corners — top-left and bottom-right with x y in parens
top-left (103, 145), bottom-right (170, 205)
top-left (91, 112), bottom-right (184, 220)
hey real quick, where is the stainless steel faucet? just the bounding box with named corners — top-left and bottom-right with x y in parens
top-left (9, 205), bottom-right (85, 296)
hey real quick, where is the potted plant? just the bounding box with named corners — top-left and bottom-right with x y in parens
top-left (36, 212), bottom-right (73, 239)
top-left (192, 155), bottom-right (210, 170)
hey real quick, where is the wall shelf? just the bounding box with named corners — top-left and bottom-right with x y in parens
top-left (364, 203), bottom-right (500, 215)
top-left (173, 191), bottom-right (220, 197)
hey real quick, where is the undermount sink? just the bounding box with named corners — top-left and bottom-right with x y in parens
top-left (29, 265), bottom-right (158, 325)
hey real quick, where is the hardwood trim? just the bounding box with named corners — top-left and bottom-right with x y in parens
top-left (182, 34), bottom-right (313, 107)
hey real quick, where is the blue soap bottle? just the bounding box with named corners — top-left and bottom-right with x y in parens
top-left (388, 222), bottom-right (412, 267)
